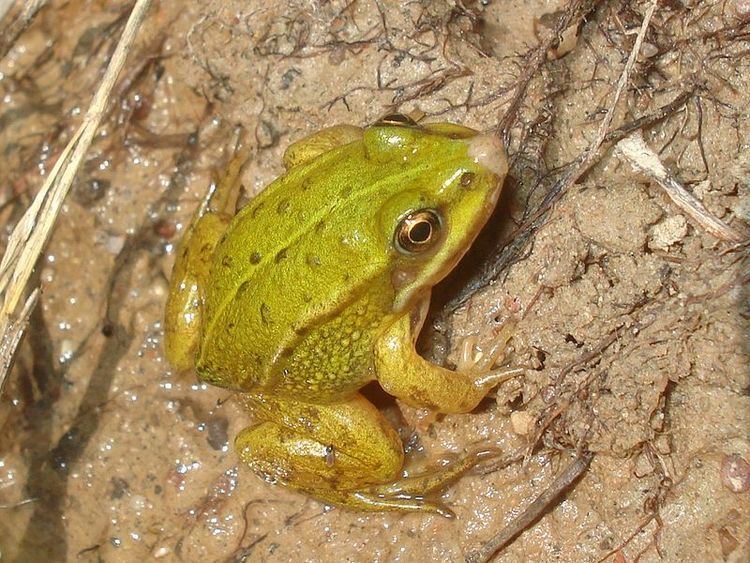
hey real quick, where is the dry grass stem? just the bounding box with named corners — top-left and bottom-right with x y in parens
top-left (0, 287), bottom-right (37, 394)
top-left (0, 0), bottom-right (153, 394)
top-left (466, 452), bottom-right (595, 563)
top-left (0, 0), bottom-right (49, 60)
top-left (442, 0), bottom-right (658, 315)
top-left (465, 3), bottom-right (659, 558)
top-left (0, 0), bottom-right (14, 21)
top-left (615, 131), bottom-right (747, 244)
top-left (572, 0), bottom-right (657, 180)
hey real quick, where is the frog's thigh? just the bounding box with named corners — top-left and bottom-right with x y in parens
top-left (282, 125), bottom-right (363, 169)
top-left (235, 392), bottom-right (403, 491)
top-left (164, 151), bottom-right (248, 370)
top-left (374, 312), bottom-right (511, 414)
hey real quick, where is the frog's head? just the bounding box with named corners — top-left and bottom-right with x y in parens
top-left (364, 115), bottom-right (508, 312)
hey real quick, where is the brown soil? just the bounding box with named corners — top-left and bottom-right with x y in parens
top-left (1, 1), bottom-right (748, 562)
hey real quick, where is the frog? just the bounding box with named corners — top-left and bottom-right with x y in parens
top-left (164, 114), bottom-right (514, 516)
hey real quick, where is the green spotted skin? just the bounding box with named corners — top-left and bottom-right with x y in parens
top-left (194, 124), bottom-right (497, 399)
top-left (164, 119), bottom-right (509, 515)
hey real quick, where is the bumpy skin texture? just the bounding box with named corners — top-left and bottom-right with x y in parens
top-left (164, 119), bottom-right (509, 515)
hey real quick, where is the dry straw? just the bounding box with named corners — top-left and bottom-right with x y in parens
top-left (616, 131), bottom-right (746, 244)
top-left (0, 0), bottom-right (153, 393)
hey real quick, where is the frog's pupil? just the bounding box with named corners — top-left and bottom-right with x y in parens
top-left (395, 209), bottom-right (441, 254)
top-left (410, 221), bottom-right (432, 243)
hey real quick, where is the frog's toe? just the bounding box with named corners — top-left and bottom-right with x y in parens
top-left (363, 447), bottom-right (501, 501)
top-left (344, 491), bottom-right (455, 518)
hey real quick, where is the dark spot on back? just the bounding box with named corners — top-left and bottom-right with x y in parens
top-left (315, 221), bottom-right (326, 234)
top-left (221, 255), bottom-right (232, 268)
top-left (249, 251), bottom-right (262, 264)
top-left (306, 254), bottom-right (321, 267)
top-left (260, 303), bottom-right (272, 324)
top-left (293, 324), bottom-right (309, 336)
top-left (277, 199), bottom-right (291, 214)
top-left (239, 280), bottom-right (252, 294)
top-left (275, 248), bottom-right (288, 262)
top-left (251, 202), bottom-right (265, 218)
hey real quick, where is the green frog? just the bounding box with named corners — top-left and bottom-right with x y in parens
top-left (164, 114), bottom-right (511, 516)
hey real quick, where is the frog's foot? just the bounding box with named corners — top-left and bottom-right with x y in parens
top-left (347, 448), bottom-right (500, 517)
top-left (286, 449), bottom-right (498, 518)
top-left (316, 488), bottom-right (455, 517)
top-left (236, 392), bottom-right (491, 516)
top-left (366, 448), bottom-right (497, 497)
top-left (456, 317), bottom-right (516, 373)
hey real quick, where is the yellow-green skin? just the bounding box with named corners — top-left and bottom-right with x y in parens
top-left (164, 119), bottom-right (509, 515)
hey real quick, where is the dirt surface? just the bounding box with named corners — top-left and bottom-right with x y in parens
top-left (1, 0), bottom-right (749, 561)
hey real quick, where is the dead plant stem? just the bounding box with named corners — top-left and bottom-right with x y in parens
top-left (0, 0), bottom-right (153, 395)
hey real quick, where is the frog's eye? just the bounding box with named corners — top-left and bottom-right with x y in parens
top-left (395, 209), bottom-right (442, 254)
top-left (374, 113), bottom-right (419, 128)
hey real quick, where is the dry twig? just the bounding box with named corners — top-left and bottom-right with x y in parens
top-left (0, 0), bottom-right (48, 61)
top-left (0, 0), bottom-right (153, 394)
top-left (615, 131), bottom-right (747, 244)
top-left (494, 0), bottom-right (597, 142)
top-left (544, 0), bottom-right (658, 205)
top-left (466, 452), bottom-right (595, 563)
top-left (459, 5), bottom-right (659, 558)
top-left (442, 0), bottom-right (659, 315)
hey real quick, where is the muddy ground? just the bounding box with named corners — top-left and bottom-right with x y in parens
top-left (0, 0), bottom-right (748, 561)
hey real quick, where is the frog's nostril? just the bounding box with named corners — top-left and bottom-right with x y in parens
top-left (466, 134), bottom-right (507, 177)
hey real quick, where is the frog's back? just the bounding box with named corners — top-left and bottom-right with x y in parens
top-left (196, 141), bottom-right (405, 393)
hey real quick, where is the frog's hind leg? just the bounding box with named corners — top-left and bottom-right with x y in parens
top-left (236, 392), bottom-right (475, 516)
top-left (282, 125), bottom-right (362, 169)
top-left (164, 150), bottom-right (249, 371)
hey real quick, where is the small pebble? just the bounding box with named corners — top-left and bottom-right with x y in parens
top-left (152, 545), bottom-right (171, 558)
top-left (649, 215), bottom-right (687, 251)
top-left (510, 411), bottom-right (534, 435)
top-left (633, 452), bottom-right (654, 478)
top-left (106, 235), bottom-right (126, 254)
top-left (733, 0), bottom-right (750, 18)
top-left (721, 453), bottom-right (750, 493)
top-left (153, 219), bottom-right (176, 239)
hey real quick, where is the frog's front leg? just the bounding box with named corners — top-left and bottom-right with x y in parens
top-left (164, 151), bottom-right (248, 370)
top-left (374, 301), bottom-right (523, 413)
top-left (235, 392), bottom-right (469, 516)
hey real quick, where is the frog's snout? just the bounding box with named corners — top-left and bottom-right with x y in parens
top-left (466, 134), bottom-right (507, 178)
